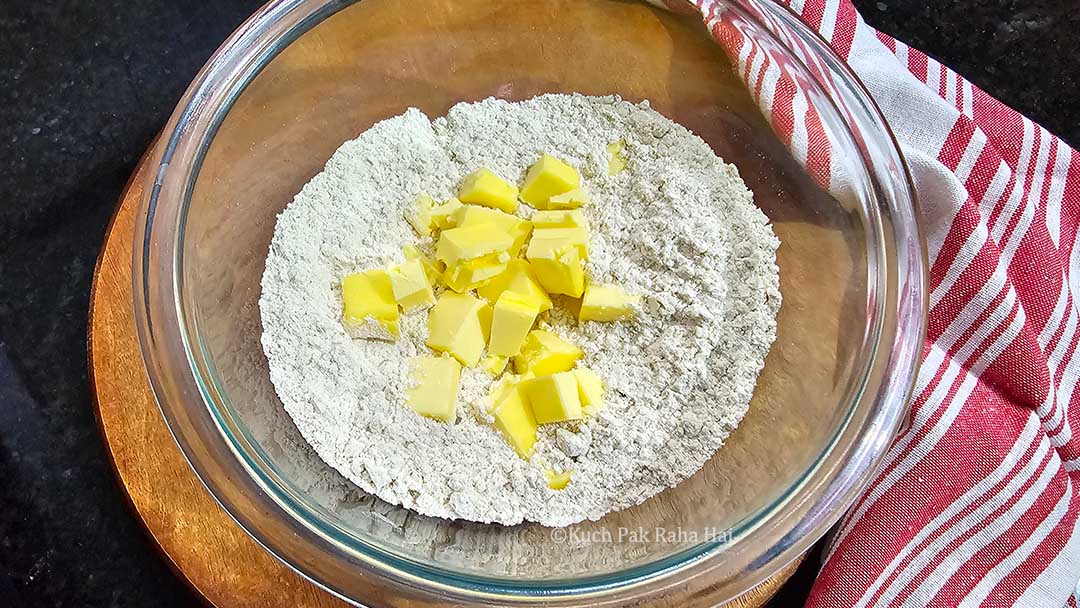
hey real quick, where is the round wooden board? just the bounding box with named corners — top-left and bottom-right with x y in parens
top-left (89, 159), bottom-right (804, 607)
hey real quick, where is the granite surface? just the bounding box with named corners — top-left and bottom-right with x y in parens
top-left (0, 1), bottom-right (1076, 606)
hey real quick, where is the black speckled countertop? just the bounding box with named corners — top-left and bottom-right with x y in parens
top-left (0, 1), bottom-right (1076, 606)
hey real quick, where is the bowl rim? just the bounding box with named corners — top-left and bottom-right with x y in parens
top-left (132, 0), bottom-right (927, 604)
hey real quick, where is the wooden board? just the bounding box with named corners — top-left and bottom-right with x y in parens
top-left (88, 160), bottom-right (804, 608)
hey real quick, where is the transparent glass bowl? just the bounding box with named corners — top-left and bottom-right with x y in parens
top-left (133, 0), bottom-right (926, 605)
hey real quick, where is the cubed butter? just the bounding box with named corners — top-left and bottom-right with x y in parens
top-left (491, 378), bottom-right (538, 458)
top-left (388, 259), bottom-right (436, 310)
top-left (531, 209), bottom-right (588, 229)
top-left (476, 259), bottom-right (552, 312)
top-left (436, 224), bottom-right (514, 266)
top-left (524, 371), bottom-right (583, 424)
top-left (513, 329), bottom-right (583, 375)
top-left (342, 269), bottom-right (399, 338)
top-left (458, 168), bottom-right (519, 213)
top-left (529, 227), bottom-right (590, 260)
top-left (404, 355), bottom-right (461, 422)
top-left (520, 154), bottom-right (580, 208)
top-left (405, 194), bottom-right (437, 236)
top-left (402, 245), bottom-right (444, 284)
top-left (480, 355), bottom-right (507, 376)
top-left (488, 291), bottom-right (541, 357)
top-left (430, 197), bottom-right (463, 230)
top-left (527, 245), bottom-right (585, 298)
top-left (442, 251), bottom-right (510, 293)
top-left (454, 204), bottom-right (532, 255)
top-left (574, 367), bottom-right (605, 414)
top-left (607, 140), bottom-right (628, 175)
top-left (488, 371), bottom-right (534, 408)
top-left (547, 188), bottom-right (590, 210)
top-left (579, 284), bottom-right (638, 322)
top-left (478, 299), bottom-right (493, 344)
top-left (426, 292), bottom-right (491, 367)
top-left (545, 469), bottom-right (572, 490)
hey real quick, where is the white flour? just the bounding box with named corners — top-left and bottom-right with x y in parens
top-left (259, 94), bottom-right (780, 526)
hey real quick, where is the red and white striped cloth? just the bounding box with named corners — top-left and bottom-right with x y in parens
top-left (645, 0), bottom-right (1080, 606)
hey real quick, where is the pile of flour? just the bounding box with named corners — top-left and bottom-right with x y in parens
top-left (259, 94), bottom-right (780, 527)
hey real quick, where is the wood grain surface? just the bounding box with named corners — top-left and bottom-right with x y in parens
top-left (88, 159), bottom-right (803, 607)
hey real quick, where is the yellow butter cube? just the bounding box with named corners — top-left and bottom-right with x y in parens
top-left (520, 154), bottom-right (580, 208)
top-left (436, 224), bottom-right (514, 266)
top-left (547, 188), bottom-right (590, 210)
top-left (342, 269), bottom-right (399, 338)
top-left (442, 251), bottom-right (510, 293)
top-left (607, 140), bottom-right (628, 175)
top-left (430, 197), bottom-right (463, 230)
top-left (529, 227), bottom-right (590, 260)
top-left (531, 209), bottom-right (588, 229)
top-left (426, 292), bottom-right (491, 367)
top-left (405, 194), bottom-right (437, 236)
top-left (480, 355), bottom-right (507, 376)
top-left (524, 371), bottom-right (583, 424)
top-left (579, 284), bottom-right (638, 322)
top-left (476, 259), bottom-right (552, 312)
top-left (491, 379), bottom-right (538, 458)
top-left (458, 168), bottom-right (519, 213)
top-left (402, 245), bottom-right (444, 285)
top-left (574, 367), bottom-right (605, 414)
top-left (546, 469), bottom-right (572, 490)
top-left (454, 204), bottom-right (532, 255)
top-left (404, 355), bottom-right (461, 422)
top-left (513, 329), bottom-right (583, 375)
top-left (488, 291), bottom-right (541, 357)
top-left (478, 299), bottom-right (493, 344)
top-left (527, 246), bottom-right (585, 298)
top-left (388, 259), bottom-right (436, 310)
top-left (488, 371), bottom-right (534, 407)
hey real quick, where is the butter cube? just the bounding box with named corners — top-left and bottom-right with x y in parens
top-left (607, 140), bottom-right (628, 175)
top-left (458, 168), bottom-right (519, 213)
top-left (430, 197), bottom-right (463, 230)
top-left (388, 259), bottom-right (436, 310)
top-left (491, 379), bottom-right (538, 458)
top-left (527, 245), bottom-right (585, 298)
top-left (520, 154), bottom-right (580, 208)
top-left (547, 188), bottom-right (590, 210)
top-left (436, 224), bottom-right (514, 266)
top-left (546, 469), bottom-right (572, 490)
top-left (442, 251), bottom-right (510, 293)
top-left (478, 299), bottom-right (493, 344)
top-left (342, 269), bottom-right (399, 338)
top-left (513, 329), bottom-right (583, 375)
top-left (426, 292), bottom-right (491, 367)
top-left (480, 355), bottom-right (507, 376)
top-left (488, 371), bottom-right (534, 407)
top-left (488, 291), bottom-right (541, 357)
top-left (476, 259), bottom-right (552, 312)
top-left (574, 367), bottom-right (605, 414)
top-left (405, 355), bottom-right (461, 422)
top-left (405, 194), bottom-right (437, 236)
top-left (402, 245), bottom-right (444, 284)
top-left (531, 209), bottom-right (588, 229)
top-left (579, 284), bottom-right (638, 322)
top-left (454, 204), bottom-right (532, 255)
top-left (529, 227), bottom-right (590, 260)
top-left (524, 371), bottom-right (583, 424)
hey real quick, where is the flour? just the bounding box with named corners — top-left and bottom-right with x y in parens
top-left (259, 94), bottom-right (780, 527)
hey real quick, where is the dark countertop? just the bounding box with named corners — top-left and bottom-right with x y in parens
top-left (0, 1), bottom-right (1076, 606)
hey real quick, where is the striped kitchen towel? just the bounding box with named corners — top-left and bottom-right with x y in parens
top-left (646, 0), bottom-right (1080, 606)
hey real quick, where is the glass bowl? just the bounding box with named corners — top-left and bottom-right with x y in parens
top-left (132, 0), bottom-right (925, 605)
